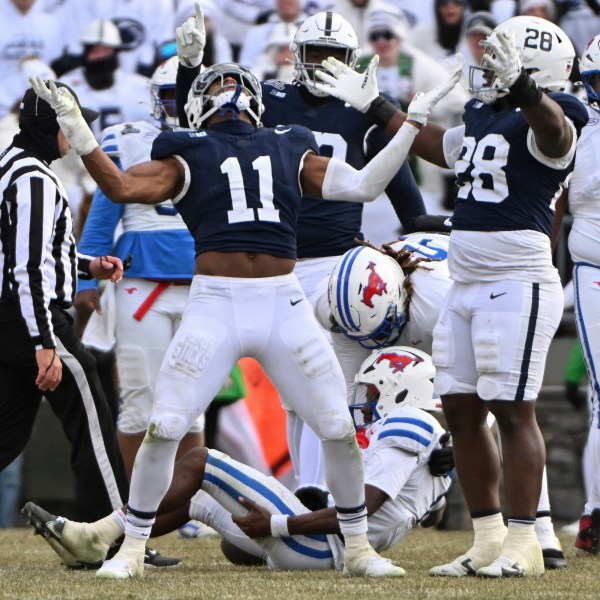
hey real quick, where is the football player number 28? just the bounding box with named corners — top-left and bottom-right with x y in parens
top-left (222, 156), bottom-right (281, 224)
top-left (455, 133), bottom-right (509, 204)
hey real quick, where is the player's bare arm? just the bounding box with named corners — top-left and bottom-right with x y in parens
top-left (234, 484), bottom-right (389, 538)
top-left (81, 150), bottom-right (184, 205)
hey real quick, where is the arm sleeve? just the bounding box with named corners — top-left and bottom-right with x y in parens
top-left (13, 175), bottom-right (58, 350)
top-left (321, 123), bottom-right (420, 202)
top-left (365, 125), bottom-right (426, 227)
top-left (442, 125), bottom-right (465, 170)
top-left (77, 173), bottom-right (124, 292)
top-left (176, 63), bottom-right (201, 128)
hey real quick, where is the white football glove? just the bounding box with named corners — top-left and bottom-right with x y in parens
top-left (29, 76), bottom-right (98, 156)
top-left (480, 29), bottom-right (522, 89)
top-left (314, 55), bottom-right (380, 113)
top-left (406, 57), bottom-right (464, 127)
top-left (176, 2), bottom-right (206, 68)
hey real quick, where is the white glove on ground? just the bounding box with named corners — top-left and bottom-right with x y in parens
top-left (29, 76), bottom-right (98, 156)
top-left (176, 2), bottom-right (206, 68)
top-left (314, 55), bottom-right (380, 112)
top-left (481, 29), bottom-right (522, 89)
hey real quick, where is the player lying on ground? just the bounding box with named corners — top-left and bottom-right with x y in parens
top-left (24, 347), bottom-right (454, 573)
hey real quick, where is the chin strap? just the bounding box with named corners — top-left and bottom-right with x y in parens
top-left (213, 84), bottom-right (250, 120)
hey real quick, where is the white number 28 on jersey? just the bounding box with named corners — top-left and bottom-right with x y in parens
top-left (455, 134), bottom-right (509, 204)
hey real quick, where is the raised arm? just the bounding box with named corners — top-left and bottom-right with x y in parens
top-left (481, 29), bottom-right (573, 157)
top-left (302, 66), bottom-right (462, 201)
top-left (314, 55), bottom-right (453, 168)
top-left (29, 77), bottom-right (184, 204)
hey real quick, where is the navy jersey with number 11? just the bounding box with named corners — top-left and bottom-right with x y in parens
top-left (151, 120), bottom-right (318, 259)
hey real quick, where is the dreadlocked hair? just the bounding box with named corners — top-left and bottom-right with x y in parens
top-left (357, 238), bottom-right (434, 319)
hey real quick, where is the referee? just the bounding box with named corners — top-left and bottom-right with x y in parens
top-left (0, 82), bottom-right (129, 523)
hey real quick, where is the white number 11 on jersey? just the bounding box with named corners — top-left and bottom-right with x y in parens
top-left (221, 156), bottom-right (281, 224)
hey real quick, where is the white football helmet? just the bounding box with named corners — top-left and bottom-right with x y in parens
top-left (291, 11), bottom-right (360, 96)
top-left (81, 19), bottom-right (121, 48)
top-left (580, 33), bottom-right (600, 107)
top-left (328, 246), bottom-right (407, 349)
top-left (349, 346), bottom-right (440, 431)
top-left (185, 63), bottom-right (264, 129)
top-left (469, 16), bottom-right (575, 104)
top-left (151, 56), bottom-right (180, 129)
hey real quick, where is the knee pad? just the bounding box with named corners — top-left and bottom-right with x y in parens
top-left (314, 411), bottom-right (355, 441)
top-left (148, 410), bottom-right (190, 441)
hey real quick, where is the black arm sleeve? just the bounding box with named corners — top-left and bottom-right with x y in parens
top-left (365, 125), bottom-right (426, 231)
top-left (176, 63), bottom-right (202, 128)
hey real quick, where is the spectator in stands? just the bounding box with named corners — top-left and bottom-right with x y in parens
top-left (250, 21), bottom-right (296, 81)
top-left (239, 0), bottom-right (306, 69)
top-left (409, 0), bottom-right (468, 62)
top-left (0, 0), bottom-right (62, 119)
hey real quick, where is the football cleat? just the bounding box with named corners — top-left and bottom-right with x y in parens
top-left (96, 546), bottom-right (144, 579)
top-left (477, 544), bottom-right (544, 578)
top-left (429, 554), bottom-right (478, 577)
top-left (575, 509), bottom-right (600, 555)
top-left (22, 502), bottom-right (106, 569)
top-left (542, 547), bottom-right (567, 569)
top-left (343, 541), bottom-right (405, 577)
top-left (476, 556), bottom-right (527, 578)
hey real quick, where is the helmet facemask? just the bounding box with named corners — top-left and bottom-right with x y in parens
top-left (185, 63), bottom-right (264, 129)
top-left (469, 16), bottom-right (574, 105)
top-left (291, 12), bottom-right (360, 97)
top-left (349, 347), bottom-right (441, 434)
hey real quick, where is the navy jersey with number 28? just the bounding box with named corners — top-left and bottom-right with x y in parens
top-left (452, 93), bottom-right (588, 237)
top-left (151, 120), bottom-right (318, 259)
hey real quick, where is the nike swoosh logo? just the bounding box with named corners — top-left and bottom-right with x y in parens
top-left (490, 292), bottom-right (507, 300)
top-left (290, 298), bottom-right (304, 306)
top-left (275, 127), bottom-right (291, 134)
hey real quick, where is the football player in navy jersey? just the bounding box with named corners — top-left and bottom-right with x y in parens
top-left (30, 55), bottom-right (460, 580)
top-left (174, 5), bottom-right (426, 511)
top-left (316, 16), bottom-right (589, 577)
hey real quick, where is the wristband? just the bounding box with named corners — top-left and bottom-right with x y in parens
top-left (508, 68), bottom-right (542, 107)
top-left (365, 94), bottom-right (398, 127)
top-left (270, 514), bottom-right (290, 537)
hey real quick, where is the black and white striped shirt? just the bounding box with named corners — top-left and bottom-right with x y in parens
top-left (0, 144), bottom-right (94, 350)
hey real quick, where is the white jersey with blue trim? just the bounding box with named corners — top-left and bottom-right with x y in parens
top-left (77, 120), bottom-right (195, 290)
top-left (567, 103), bottom-right (600, 266)
top-left (361, 406), bottom-right (452, 552)
top-left (101, 121), bottom-right (188, 234)
top-left (389, 232), bottom-right (451, 355)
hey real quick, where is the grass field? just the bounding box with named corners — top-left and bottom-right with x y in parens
top-left (0, 527), bottom-right (597, 600)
